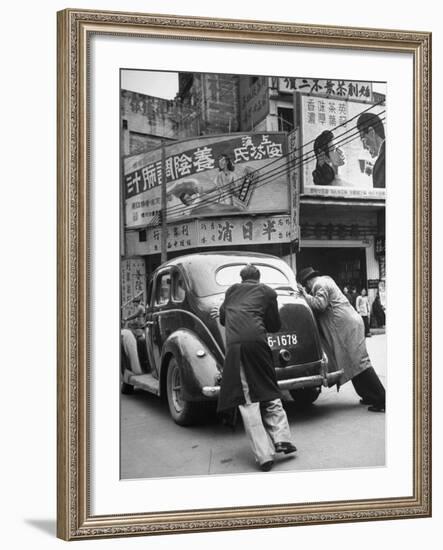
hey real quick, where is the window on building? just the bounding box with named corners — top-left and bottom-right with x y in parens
top-left (277, 107), bottom-right (294, 132)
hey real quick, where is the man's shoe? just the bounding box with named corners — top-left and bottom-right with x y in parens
top-left (368, 405), bottom-right (385, 413)
top-left (275, 442), bottom-right (297, 454)
top-left (260, 460), bottom-right (274, 472)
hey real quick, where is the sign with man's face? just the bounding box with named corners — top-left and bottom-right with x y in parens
top-left (297, 94), bottom-right (386, 199)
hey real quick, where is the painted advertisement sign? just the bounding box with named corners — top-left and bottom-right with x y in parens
top-left (124, 132), bottom-right (289, 228)
top-left (298, 95), bottom-right (386, 199)
top-left (140, 215), bottom-right (292, 255)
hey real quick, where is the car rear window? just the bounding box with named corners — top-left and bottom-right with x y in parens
top-left (215, 264), bottom-right (289, 288)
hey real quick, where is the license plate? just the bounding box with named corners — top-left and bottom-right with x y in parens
top-left (267, 332), bottom-right (298, 349)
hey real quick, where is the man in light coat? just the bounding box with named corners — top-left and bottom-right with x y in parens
top-left (214, 264), bottom-right (297, 472)
top-left (298, 267), bottom-right (385, 412)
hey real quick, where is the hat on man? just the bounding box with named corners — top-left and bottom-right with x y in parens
top-left (297, 267), bottom-right (321, 285)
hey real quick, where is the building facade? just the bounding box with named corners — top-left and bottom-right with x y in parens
top-left (121, 72), bottom-right (386, 317)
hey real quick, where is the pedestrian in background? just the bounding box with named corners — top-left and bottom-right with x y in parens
top-left (350, 287), bottom-right (358, 310)
top-left (343, 285), bottom-right (352, 304)
top-left (371, 290), bottom-right (386, 328)
top-left (297, 267), bottom-right (385, 413)
top-left (356, 288), bottom-right (371, 337)
top-left (124, 294), bottom-right (148, 370)
top-left (212, 264), bottom-right (297, 472)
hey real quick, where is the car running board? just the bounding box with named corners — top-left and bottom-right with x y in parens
top-left (130, 373), bottom-right (160, 395)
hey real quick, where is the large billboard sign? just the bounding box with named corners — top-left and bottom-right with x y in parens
top-left (124, 132), bottom-right (289, 228)
top-left (297, 94), bottom-right (385, 199)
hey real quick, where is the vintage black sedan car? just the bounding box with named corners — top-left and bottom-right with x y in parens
top-left (121, 252), bottom-right (343, 425)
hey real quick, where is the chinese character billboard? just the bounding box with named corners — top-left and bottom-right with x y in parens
top-left (279, 78), bottom-right (373, 102)
top-left (141, 215), bottom-right (292, 255)
top-left (239, 76), bottom-right (270, 130)
top-left (120, 257), bottom-right (146, 316)
top-left (123, 132), bottom-right (289, 228)
top-left (297, 94), bottom-right (386, 199)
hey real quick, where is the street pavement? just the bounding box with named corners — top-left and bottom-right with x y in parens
top-left (120, 334), bottom-right (386, 479)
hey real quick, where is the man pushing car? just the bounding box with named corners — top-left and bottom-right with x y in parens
top-left (212, 264), bottom-right (297, 472)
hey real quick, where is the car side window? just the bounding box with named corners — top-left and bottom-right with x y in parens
top-left (171, 271), bottom-right (186, 303)
top-left (155, 273), bottom-right (171, 305)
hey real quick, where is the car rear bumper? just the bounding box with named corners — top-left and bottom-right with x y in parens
top-left (202, 355), bottom-right (343, 398)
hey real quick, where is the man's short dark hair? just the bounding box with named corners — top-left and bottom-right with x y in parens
top-left (357, 112), bottom-right (385, 140)
top-left (240, 264), bottom-right (260, 281)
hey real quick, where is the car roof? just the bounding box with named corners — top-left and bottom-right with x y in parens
top-left (158, 251), bottom-right (288, 270)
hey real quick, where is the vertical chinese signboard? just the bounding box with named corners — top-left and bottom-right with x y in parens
top-left (120, 258), bottom-right (147, 317)
top-left (239, 76), bottom-right (270, 131)
top-left (296, 93), bottom-right (385, 199)
top-left (123, 132), bottom-right (289, 228)
top-left (288, 127), bottom-right (300, 244)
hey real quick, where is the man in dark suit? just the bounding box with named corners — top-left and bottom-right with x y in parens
top-left (213, 264), bottom-right (297, 472)
top-left (357, 112), bottom-right (385, 189)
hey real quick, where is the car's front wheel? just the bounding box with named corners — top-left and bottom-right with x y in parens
top-left (289, 387), bottom-right (321, 410)
top-left (166, 357), bottom-right (201, 426)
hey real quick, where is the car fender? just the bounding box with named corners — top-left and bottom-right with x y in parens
top-left (160, 329), bottom-right (221, 401)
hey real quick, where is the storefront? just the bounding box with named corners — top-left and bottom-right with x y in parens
top-left (298, 201), bottom-right (384, 311)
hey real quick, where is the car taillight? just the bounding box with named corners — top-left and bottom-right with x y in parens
top-left (279, 349), bottom-right (291, 365)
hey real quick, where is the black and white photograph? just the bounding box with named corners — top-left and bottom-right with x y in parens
top-left (119, 69), bottom-right (387, 478)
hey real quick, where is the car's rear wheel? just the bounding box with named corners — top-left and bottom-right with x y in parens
top-left (121, 381), bottom-right (134, 395)
top-left (289, 387), bottom-right (321, 410)
top-left (166, 357), bottom-right (200, 426)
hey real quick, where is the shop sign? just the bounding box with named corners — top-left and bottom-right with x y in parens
top-left (288, 127), bottom-right (300, 242)
top-left (239, 76), bottom-right (270, 130)
top-left (142, 215), bottom-right (294, 255)
top-left (120, 257), bottom-right (146, 316)
top-left (279, 78), bottom-right (373, 102)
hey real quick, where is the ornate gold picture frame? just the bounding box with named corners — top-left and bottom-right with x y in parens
top-left (57, 8), bottom-right (431, 540)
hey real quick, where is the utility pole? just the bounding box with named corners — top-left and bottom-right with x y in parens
top-left (161, 141), bottom-right (167, 263)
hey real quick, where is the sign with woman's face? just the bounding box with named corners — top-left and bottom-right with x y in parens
top-left (298, 94), bottom-right (386, 199)
top-left (124, 132), bottom-right (290, 227)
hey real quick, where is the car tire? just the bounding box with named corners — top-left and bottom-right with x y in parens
top-left (289, 387), bottom-right (321, 410)
top-left (166, 357), bottom-right (200, 426)
top-left (121, 381), bottom-right (134, 395)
